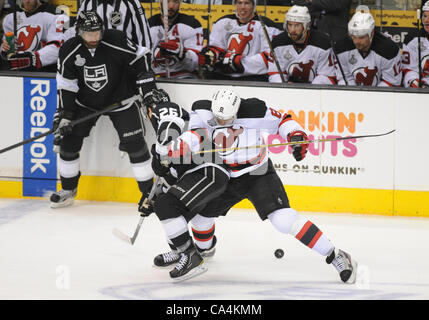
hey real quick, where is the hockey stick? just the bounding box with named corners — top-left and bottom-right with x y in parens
top-left (198, 0), bottom-right (211, 79)
top-left (195, 130), bottom-right (396, 154)
top-left (13, 0), bottom-right (17, 52)
top-left (0, 95), bottom-right (140, 154)
top-left (112, 175), bottom-right (161, 245)
top-left (257, 14), bottom-right (286, 83)
top-left (162, 0), bottom-right (170, 78)
top-left (331, 40), bottom-right (349, 86)
top-left (417, 8), bottom-right (422, 87)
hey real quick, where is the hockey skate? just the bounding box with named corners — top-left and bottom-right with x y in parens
top-left (50, 188), bottom-right (77, 208)
top-left (326, 248), bottom-right (358, 284)
top-left (153, 236), bottom-right (217, 268)
top-left (170, 245), bottom-right (207, 282)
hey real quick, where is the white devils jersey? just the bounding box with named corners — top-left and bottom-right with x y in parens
top-left (268, 30), bottom-right (336, 84)
top-left (188, 98), bottom-right (304, 177)
top-left (2, 11), bottom-right (64, 67)
top-left (334, 31), bottom-right (402, 86)
top-left (149, 13), bottom-right (203, 78)
top-left (402, 30), bottom-right (429, 87)
top-left (210, 14), bottom-right (281, 77)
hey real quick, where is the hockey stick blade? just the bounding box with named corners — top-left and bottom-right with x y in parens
top-left (196, 129), bottom-right (396, 154)
top-left (112, 228), bottom-right (133, 244)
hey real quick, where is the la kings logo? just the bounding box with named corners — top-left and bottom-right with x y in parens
top-left (84, 64), bottom-right (108, 92)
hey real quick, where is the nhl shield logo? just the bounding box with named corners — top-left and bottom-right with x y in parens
top-left (110, 11), bottom-right (123, 27)
top-left (84, 64), bottom-right (108, 92)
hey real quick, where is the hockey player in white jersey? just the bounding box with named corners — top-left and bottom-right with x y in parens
top-left (268, 5), bottom-right (336, 84)
top-left (197, 0), bottom-right (281, 81)
top-left (333, 7), bottom-right (402, 87)
top-left (402, 1), bottom-right (429, 88)
top-left (149, 0), bottom-right (204, 79)
top-left (153, 88), bottom-right (359, 284)
top-left (0, 0), bottom-right (64, 72)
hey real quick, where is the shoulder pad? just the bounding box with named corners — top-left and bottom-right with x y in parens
top-left (272, 32), bottom-right (293, 49)
top-left (192, 99), bottom-right (212, 112)
top-left (372, 31), bottom-right (400, 60)
top-left (237, 98), bottom-right (267, 119)
top-left (308, 30), bottom-right (332, 50)
top-left (333, 37), bottom-right (355, 54)
top-left (177, 13), bottom-right (202, 29)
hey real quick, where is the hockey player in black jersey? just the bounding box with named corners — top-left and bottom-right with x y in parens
top-left (141, 90), bottom-right (229, 282)
top-left (50, 11), bottom-right (159, 209)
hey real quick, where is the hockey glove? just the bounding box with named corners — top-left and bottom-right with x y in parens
top-left (160, 38), bottom-right (186, 61)
top-left (138, 179), bottom-right (155, 216)
top-left (8, 51), bottom-right (42, 70)
top-left (287, 130), bottom-right (309, 161)
top-left (150, 144), bottom-right (170, 178)
top-left (143, 88), bottom-right (170, 111)
top-left (53, 118), bottom-right (73, 153)
top-left (198, 47), bottom-right (222, 70)
top-left (222, 52), bottom-right (244, 73)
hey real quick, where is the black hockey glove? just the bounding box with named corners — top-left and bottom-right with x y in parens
top-left (8, 51), bottom-right (42, 70)
top-left (150, 144), bottom-right (170, 178)
top-left (138, 179), bottom-right (155, 216)
top-left (222, 52), bottom-right (244, 73)
top-left (142, 88), bottom-right (170, 111)
top-left (52, 110), bottom-right (73, 154)
top-left (287, 130), bottom-right (309, 162)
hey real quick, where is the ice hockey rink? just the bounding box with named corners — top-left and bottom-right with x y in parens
top-left (0, 197), bottom-right (428, 301)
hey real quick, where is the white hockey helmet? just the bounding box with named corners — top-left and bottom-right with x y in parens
top-left (211, 89), bottom-right (241, 121)
top-left (423, 1), bottom-right (429, 12)
top-left (284, 5), bottom-right (311, 31)
top-left (348, 6), bottom-right (375, 39)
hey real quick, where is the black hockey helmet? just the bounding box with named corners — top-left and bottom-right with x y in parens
top-left (76, 11), bottom-right (103, 34)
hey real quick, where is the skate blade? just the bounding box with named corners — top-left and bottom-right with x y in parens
top-left (171, 265), bottom-right (208, 283)
top-left (50, 198), bottom-right (75, 209)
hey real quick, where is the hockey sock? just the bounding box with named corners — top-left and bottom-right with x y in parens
top-left (58, 157), bottom-right (80, 190)
top-left (291, 217), bottom-right (334, 256)
top-left (268, 208), bottom-right (334, 256)
top-left (190, 214), bottom-right (215, 250)
top-left (161, 215), bottom-right (192, 253)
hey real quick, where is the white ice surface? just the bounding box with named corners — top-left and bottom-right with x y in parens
top-left (0, 198), bottom-right (428, 300)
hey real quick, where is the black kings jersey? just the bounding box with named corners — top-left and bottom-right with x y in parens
top-left (57, 29), bottom-right (151, 113)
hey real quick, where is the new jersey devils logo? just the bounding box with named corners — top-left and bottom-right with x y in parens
top-left (17, 25), bottom-right (41, 52)
top-left (288, 60), bottom-right (315, 83)
top-left (213, 126), bottom-right (244, 156)
top-left (227, 32), bottom-right (253, 55)
top-left (353, 66), bottom-right (379, 86)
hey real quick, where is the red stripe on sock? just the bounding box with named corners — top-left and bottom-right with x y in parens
top-left (191, 224), bottom-right (215, 235)
top-left (308, 230), bottom-right (323, 249)
top-left (295, 221), bottom-right (312, 240)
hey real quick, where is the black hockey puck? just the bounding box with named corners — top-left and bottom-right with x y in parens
top-left (274, 249), bottom-right (284, 259)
